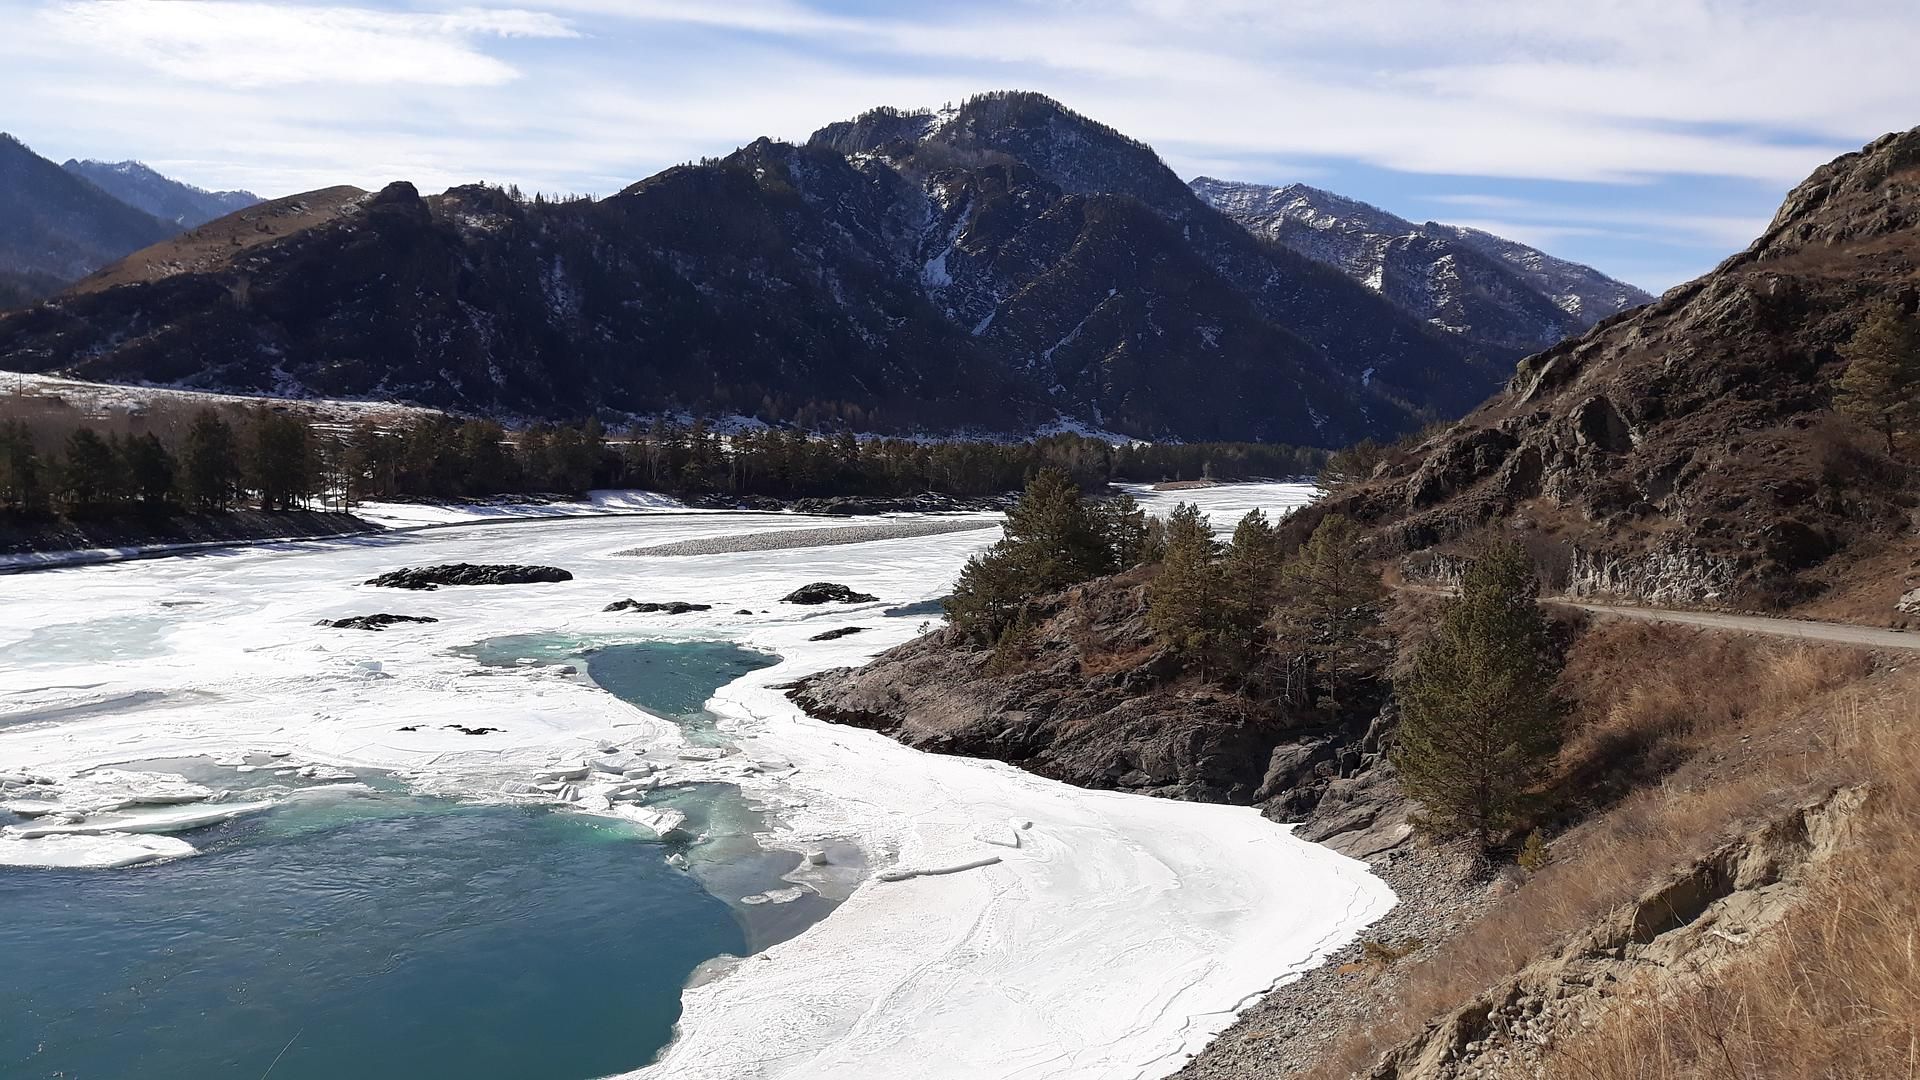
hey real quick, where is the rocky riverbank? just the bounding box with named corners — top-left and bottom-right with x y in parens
top-left (0, 509), bottom-right (373, 557)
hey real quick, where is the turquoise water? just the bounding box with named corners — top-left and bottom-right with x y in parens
top-left (0, 800), bottom-right (742, 1080)
top-left (0, 638), bottom-right (832, 1080)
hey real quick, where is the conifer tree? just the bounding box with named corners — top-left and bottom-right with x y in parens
top-left (1836, 302), bottom-right (1920, 457)
top-left (250, 410), bottom-right (314, 511)
top-left (1392, 541), bottom-right (1562, 848)
top-left (1146, 503), bottom-right (1224, 670)
top-left (60, 428), bottom-right (116, 512)
top-left (0, 420), bottom-right (45, 513)
top-left (946, 468), bottom-right (1115, 644)
top-left (1092, 491), bottom-right (1151, 570)
top-left (179, 409), bottom-right (241, 512)
top-left (119, 432), bottom-right (175, 507)
top-left (1214, 509), bottom-right (1284, 671)
top-left (1271, 514), bottom-right (1382, 710)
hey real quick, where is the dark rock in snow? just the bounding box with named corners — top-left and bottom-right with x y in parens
top-left (809, 626), bottom-right (867, 641)
top-left (322, 613), bottom-right (440, 631)
top-left (364, 564), bottom-right (572, 590)
top-left (604, 599), bottom-right (712, 614)
top-left (781, 582), bottom-right (879, 605)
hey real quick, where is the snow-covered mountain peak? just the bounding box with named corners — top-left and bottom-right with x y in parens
top-left (1191, 177), bottom-right (1653, 354)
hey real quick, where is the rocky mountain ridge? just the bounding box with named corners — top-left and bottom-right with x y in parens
top-left (60, 159), bottom-right (259, 229)
top-left (0, 93), bottom-right (1516, 442)
top-left (1289, 125), bottom-right (1920, 615)
top-left (0, 134), bottom-right (178, 306)
top-left (1191, 177), bottom-right (1652, 356)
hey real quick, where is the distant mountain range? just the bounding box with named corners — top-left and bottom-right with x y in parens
top-left (0, 134), bottom-right (260, 308)
top-left (1190, 178), bottom-right (1652, 355)
top-left (62, 158), bottom-right (258, 229)
top-left (0, 94), bottom-right (1648, 444)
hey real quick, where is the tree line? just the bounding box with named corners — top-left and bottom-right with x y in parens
top-left (0, 408), bottom-right (1324, 521)
top-left (1, 409), bottom-right (322, 518)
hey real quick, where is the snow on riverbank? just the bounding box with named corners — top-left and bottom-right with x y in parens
top-left (0, 486), bottom-right (1389, 1079)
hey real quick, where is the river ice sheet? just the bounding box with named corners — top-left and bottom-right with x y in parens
top-left (0, 482), bottom-right (1389, 1079)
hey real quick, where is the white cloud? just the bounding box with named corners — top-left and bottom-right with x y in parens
top-left (40, 1), bottom-right (575, 88)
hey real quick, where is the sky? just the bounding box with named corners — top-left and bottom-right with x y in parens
top-left (3, 0), bottom-right (1915, 292)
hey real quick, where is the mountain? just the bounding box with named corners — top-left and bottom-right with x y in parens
top-left (0, 93), bottom-right (1508, 443)
top-left (1191, 178), bottom-right (1653, 356)
top-left (68, 185), bottom-right (368, 296)
top-left (62, 158), bottom-right (260, 228)
top-left (0, 133), bottom-right (177, 303)
top-left (1291, 126), bottom-right (1920, 614)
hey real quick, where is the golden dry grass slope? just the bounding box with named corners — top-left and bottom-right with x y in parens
top-left (67, 185), bottom-right (368, 295)
top-left (1299, 616), bottom-right (1916, 1080)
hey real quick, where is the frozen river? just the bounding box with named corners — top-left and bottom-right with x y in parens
top-left (0, 483), bottom-right (1389, 1079)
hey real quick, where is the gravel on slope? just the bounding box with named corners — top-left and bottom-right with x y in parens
top-left (1171, 844), bottom-right (1494, 1079)
top-left (614, 518), bottom-right (999, 557)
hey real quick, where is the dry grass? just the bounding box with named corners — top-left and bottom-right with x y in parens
top-left (1300, 620), bottom-right (1890, 1079)
top-left (1530, 679), bottom-right (1920, 1080)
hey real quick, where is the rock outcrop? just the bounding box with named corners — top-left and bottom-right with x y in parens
top-left (1363, 785), bottom-right (1868, 1079)
top-left (363, 564), bottom-right (572, 590)
top-left (603, 599), bottom-right (711, 614)
top-left (1294, 127), bottom-right (1920, 611)
top-left (790, 577), bottom-right (1383, 806)
top-left (321, 613), bottom-right (440, 631)
top-left (780, 582), bottom-right (878, 605)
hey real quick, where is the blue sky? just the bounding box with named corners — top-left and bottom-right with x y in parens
top-left (3, 0), bottom-right (1914, 291)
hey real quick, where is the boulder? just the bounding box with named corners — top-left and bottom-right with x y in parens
top-left (809, 626), bottom-right (867, 641)
top-left (364, 564), bottom-right (572, 590)
top-left (321, 613), bottom-right (440, 631)
top-left (781, 582), bottom-right (879, 605)
top-left (604, 599), bottom-right (712, 614)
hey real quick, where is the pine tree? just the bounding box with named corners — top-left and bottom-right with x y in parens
top-left (250, 410), bottom-right (314, 511)
top-left (60, 428), bottom-right (116, 512)
top-left (0, 420), bottom-right (45, 513)
top-left (1271, 514), bottom-right (1383, 710)
top-left (1092, 491), bottom-right (1151, 570)
top-left (1000, 467), bottom-right (1110, 587)
top-left (1836, 302), bottom-right (1920, 457)
top-left (1214, 509), bottom-right (1284, 672)
top-left (458, 420), bottom-right (512, 495)
top-left (945, 468), bottom-right (1116, 645)
top-left (179, 409), bottom-right (241, 512)
top-left (1392, 541), bottom-right (1562, 848)
top-left (1146, 503), bottom-right (1225, 670)
top-left (119, 433), bottom-right (175, 508)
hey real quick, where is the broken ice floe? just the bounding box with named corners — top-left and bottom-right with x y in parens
top-left (875, 856), bottom-right (1003, 883)
top-left (0, 832), bottom-right (196, 869)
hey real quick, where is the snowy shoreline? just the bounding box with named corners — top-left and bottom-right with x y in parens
top-left (0, 483), bottom-right (1390, 1079)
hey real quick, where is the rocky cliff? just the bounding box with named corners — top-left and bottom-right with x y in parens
top-left (791, 567), bottom-right (1394, 822)
top-left (1293, 128), bottom-right (1920, 612)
